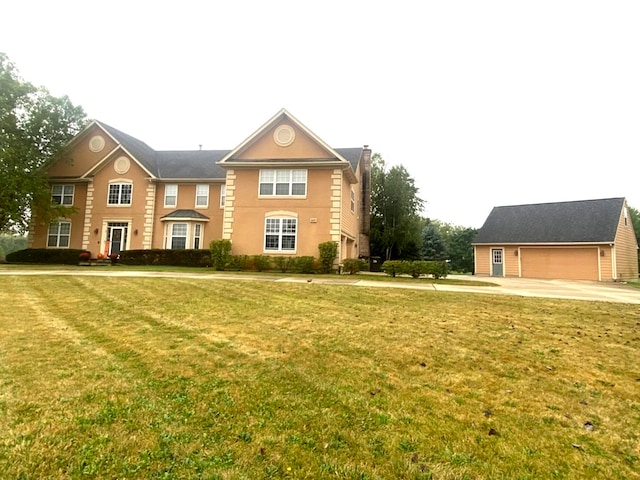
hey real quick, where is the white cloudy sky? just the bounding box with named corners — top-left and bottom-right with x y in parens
top-left (2, 1), bottom-right (639, 228)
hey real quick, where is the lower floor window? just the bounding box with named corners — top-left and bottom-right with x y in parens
top-left (265, 217), bottom-right (297, 252)
top-left (171, 223), bottom-right (188, 249)
top-left (164, 222), bottom-right (205, 249)
top-left (47, 221), bottom-right (71, 247)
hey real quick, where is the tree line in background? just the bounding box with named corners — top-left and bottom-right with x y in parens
top-left (369, 153), bottom-right (477, 272)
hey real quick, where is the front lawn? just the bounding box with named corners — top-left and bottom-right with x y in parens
top-left (1, 276), bottom-right (638, 479)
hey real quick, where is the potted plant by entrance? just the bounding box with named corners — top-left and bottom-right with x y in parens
top-left (109, 253), bottom-right (119, 265)
top-left (78, 251), bottom-right (91, 265)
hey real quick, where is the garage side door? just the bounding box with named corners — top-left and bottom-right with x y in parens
top-left (520, 248), bottom-right (599, 280)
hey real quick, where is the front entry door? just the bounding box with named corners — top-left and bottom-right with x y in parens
top-left (109, 227), bottom-right (124, 255)
top-left (491, 248), bottom-right (504, 276)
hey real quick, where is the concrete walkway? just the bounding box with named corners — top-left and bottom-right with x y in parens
top-left (1, 267), bottom-right (639, 304)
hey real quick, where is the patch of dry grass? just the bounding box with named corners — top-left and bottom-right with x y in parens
top-left (0, 275), bottom-right (638, 479)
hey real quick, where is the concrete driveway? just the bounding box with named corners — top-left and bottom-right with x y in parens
top-left (1, 268), bottom-right (639, 304)
top-left (431, 275), bottom-right (640, 304)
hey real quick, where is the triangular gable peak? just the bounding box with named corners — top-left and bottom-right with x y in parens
top-left (218, 109), bottom-right (352, 168)
top-left (83, 121), bottom-right (157, 178)
top-left (47, 121), bottom-right (119, 178)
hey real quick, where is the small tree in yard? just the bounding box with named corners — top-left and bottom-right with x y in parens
top-left (318, 241), bottom-right (338, 273)
top-left (209, 239), bottom-right (232, 271)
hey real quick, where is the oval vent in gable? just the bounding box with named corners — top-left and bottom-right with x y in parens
top-left (89, 135), bottom-right (105, 152)
top-left (273, 125), bottom-right (295, 147)
top-left (114, 156), bottom-right (131, 174)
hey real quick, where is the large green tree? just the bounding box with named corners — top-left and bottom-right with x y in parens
top-left (0, 53), bottom-right (87, 233)
top-left (370, 154), bottom-right (424, 260)
top-left (422, 221), bottom-right (447, 260)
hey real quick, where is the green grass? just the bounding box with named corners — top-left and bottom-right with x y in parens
top-left (1, 276), bottom-right (638, 479)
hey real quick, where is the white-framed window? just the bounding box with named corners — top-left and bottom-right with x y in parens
top-left (350, 188), bottom-right (356, 213)
top-left (196, 184), bottom-right (209, 207)
top-left (265, 217), bottom-right (297, 252)
top-left (259, 169), bottom-right (307, 196)
top-left (164, 184), bottom-right (177, 207)
top-left (51, 185), bottom-right (74, 206)
top-left (164, 222), bottom-right (205, 249)
top-left (47, 221), bottom-right (71, 248)
top-left (170, 223), bottom-right (188, 249)
top-left (194, 224), bottom-right (202, 249)
top-left (220, 185), bottom-right (226, 207)
top-left (108, 183), bottom-right (132, 205)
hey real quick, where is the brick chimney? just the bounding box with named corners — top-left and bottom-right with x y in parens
top-left (359, 145), bottom-right (372, 258)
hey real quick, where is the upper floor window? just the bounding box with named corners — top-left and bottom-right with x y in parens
top-left (265, 217), bottom-right (297, 252)
top-left (108, 183), bottom-right (132, 205)
top-left (52, 185), bottom-right (74, 206)
top-left (220, 185), bottom-right (226, 207)
top-left (47, 221), bottom-right (71, 248)
top-left (164, 184), bottom-right (177, 207)
top-left (196, 184), bottom-right (209, 207)
top-left (259, 169), bottom-right (307, 196)
top-left (350, 188), bottom-right (356, 213)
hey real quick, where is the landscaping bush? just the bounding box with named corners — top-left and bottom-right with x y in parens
top-left (273, 256), bottom-right (295, 273)
top-left (252, 255), bottom-right (272, 272)
top-left (6, 248), bottom-right (86, 265)
top-left (209, 239), bottom-right (232, 271)
top-left (227, 255), bottom-right (249, 271)
top-left (342, 258), bottom-right (367, 274)
top-left (381, 260), bottom-right (449, 279)
top-left (120, 249), bottom-right (211, 267)
top-left (318, 241), bottom-right (338, 274)
top-left (294, 256), bottom-right (316, 274)
top-left (424, 260), bottom-right (448, 279)
top-left (381, 260), bottom-right (402, 277)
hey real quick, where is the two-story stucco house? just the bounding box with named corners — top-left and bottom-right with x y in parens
top-left (29, 109), bottom-right (372, 263)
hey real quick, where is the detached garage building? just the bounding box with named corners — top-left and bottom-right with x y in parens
top-left (473, 198), bottom-right (638, 281)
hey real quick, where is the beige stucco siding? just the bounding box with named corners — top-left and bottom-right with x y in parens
top-left (30, 182), bottom-right (88, 249)
top-left (89, 154), bottom-right (149, 252)
top-left (236, 122), bottom-right (332, 160)
top-left (228, 168), bottom-right (334, 256)
top-left (613, 205), bottom-right (639, 280)
top-left (152, 182), bottom-right (225, 249)
top-left (47, 125), bottom-right (118, 178)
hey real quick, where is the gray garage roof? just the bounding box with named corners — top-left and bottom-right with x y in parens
top-left (474, 197), bottom-right (625, 244)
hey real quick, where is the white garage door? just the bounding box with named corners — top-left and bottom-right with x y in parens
top-left (520, 248), bottom-right (599, 281)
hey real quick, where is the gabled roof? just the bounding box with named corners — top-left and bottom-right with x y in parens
top-left (217, 108), bottom-right (355, 167)
top-left (98, 121), bottom-right (158, 176)
top-left (335, 148), bottom-right (364, 172)
top-left (474, 197), bottom-right (626, 244)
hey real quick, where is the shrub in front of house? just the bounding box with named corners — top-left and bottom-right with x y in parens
top-left (209, 239), bottom-right (232, 271)
top-left (342, 258), bottom-right (367, 274)
top-left (252, 255), bottom-right (272, 272)
top-left (381, 260), bottom-right (448, 279)
top-left (294, 256), bottom-right (316, 274)
top-left (318, 241), bottom-right (338, 274)
top-left (120, 249), bottom-right (211, 267)
top-left (273, 255), bottom-right (295, 273)
top-left (6, 248), bottom-right (87, 265)
top-left (227, 255), bottom-right (249, 271)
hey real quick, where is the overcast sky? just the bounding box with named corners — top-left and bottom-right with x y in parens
top-left (2, 1), bottom-right (639, 228)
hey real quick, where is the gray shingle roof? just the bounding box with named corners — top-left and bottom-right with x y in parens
top-left (474, 198), bottom-right (625, 244)
top-left (335, 148), bottom-right (363, 172)
top-left (156, 151), bottom-right (228, 179)
top-left (98, 121), bottom-right (361, 180)
top-left (160, 209), bottom-right (210, 220)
